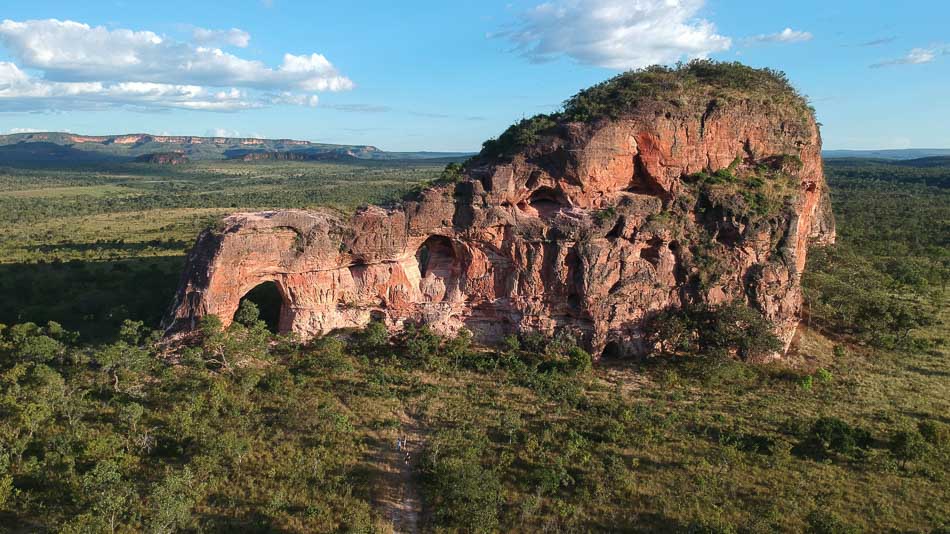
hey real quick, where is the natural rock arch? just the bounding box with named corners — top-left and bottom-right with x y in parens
top-left (238, 281), bottom-right (286, 333)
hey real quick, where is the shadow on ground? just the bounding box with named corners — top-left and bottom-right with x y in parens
top-left (0, 256), bottom-right (184, 342)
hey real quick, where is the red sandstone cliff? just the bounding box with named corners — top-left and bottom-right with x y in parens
top-left (164, 64), bottom-right (835, 357)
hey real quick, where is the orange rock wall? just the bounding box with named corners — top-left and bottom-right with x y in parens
top-left (165, 98), bottom-right (834, 357)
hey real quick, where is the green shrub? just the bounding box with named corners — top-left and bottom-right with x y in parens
top-left (419, 427), bottom-right (503, 533)
top-left (233, 299), bottom-right (260, 327)
top-left (566, 346), bottom-right (592, 374)
top-left (393, 322), bottom-right (447, 370)
top-left (889, 429), bottom-right (929, 468)
top-left (593, 206), bottom-right (617, 225)
top-left (815, 368), bottom-right (833, 383)
top-left (479, 114), bottom-right (559, 159)
top-left (350, 319), bottom-right (389, 358)
top-left (146, 467), bottom-right (199, 534)
top-left (800, 417), bottom-right (872, 459)
top-left (806, 509), bottom-right (861, 534)
top-left (918, 420), bottom-right (949, 447)
top-left (644, 302), bottom-right (782, 360)
top-left (799, 375), bottom-right (814, 391)
top-left (435, 162), bottom-right (465, 185)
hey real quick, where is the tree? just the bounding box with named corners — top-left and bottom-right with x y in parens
top-left (147, 467), bottom-right (199, 534)
top-left (350, 319), bottom-right (389, 358)
top-left (644, 302), bottom-right (782, 360)
top-left (233, 299), bottom-right (260, 327)
top-left (81, 461), bottom-right (134, 534)
top-left (566, 346), bottom-right (592, 374)
top-left (889, 430), bottom-right (929, 468)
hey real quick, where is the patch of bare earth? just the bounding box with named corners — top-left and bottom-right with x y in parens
top-left (367, 410), bottom-right (425, 533)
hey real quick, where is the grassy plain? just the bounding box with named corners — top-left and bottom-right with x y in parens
top-left (0, 159), bottom-right (443, 338)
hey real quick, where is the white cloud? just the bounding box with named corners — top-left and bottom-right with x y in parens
top-left (324, 103), bottom-right (392, 113)
top-left (871, 45), bottom-right (947, 68)
top-left (0, 19), bottom-right (352, 112)
top-left (192, 27), bottom-right (251, 48)
top-left (0, 61), bottom-right (260, 111)
top-left (270, 92), bottom-right (319, 107)
top-left (7, 127), bottom-right (42, 133)
top-left (750, 28), bottom-right (813, 44)
top-left (858, 36), bottom-right (897, 47)
top-left (206, 128), bottom-right (241, 138)
top-left (497, 0), bottom-right (731, 69)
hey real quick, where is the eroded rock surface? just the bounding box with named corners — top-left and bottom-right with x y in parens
top-left (165, 94), bottom-right (835, 357)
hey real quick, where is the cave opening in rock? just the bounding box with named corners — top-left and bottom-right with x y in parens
top-left (601, 340), bottom-right (624, 359)
top-left (238, 281), bottom-right (284, 333)
top-left (519, 187), bottom-right (566, 218)
top-left (416, 235), bottom-right (458, 302)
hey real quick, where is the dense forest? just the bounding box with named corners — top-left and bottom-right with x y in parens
top-left (0, 157), bottom-right (947, 532)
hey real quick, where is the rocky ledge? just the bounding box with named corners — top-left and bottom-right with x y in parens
top-left (164, 62), bottom-right (835, 358)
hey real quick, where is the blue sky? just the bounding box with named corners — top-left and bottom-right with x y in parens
top-left (0, 0), bottom-right (947, 151)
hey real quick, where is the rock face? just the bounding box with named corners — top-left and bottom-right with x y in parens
top-left (135, 152), bottom-right (188, 165)
top-left (165, 71), bottom-right (835, 357)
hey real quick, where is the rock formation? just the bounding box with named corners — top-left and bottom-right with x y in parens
top-left (135, 152), bottom-right (188, 165)
top-left (229, 150), bottom-right (359, 162)
top-left (164, 63), bottom-right (835, 357)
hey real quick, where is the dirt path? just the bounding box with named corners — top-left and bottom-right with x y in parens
top-left (369, 412), bottom-right (425, 533)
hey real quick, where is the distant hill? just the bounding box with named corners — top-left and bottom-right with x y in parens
top-left (824, 155), bottom-right (950, 188)
top-left (889, 156), bottom-right (950, 167)
top-left (825, 155), bottom-right (950, 169)
top-left (0, 132), bottom-right (472, 165)
top-left (823, 148), bottom-right (950, 160)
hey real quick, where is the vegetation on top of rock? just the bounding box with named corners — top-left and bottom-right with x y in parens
top-left (477, 60), bottom-right (812, 161)
top-left (479, 114), bottom-right (559, 160)
top-left (685, 156), bottom-right (801, 222)
top-left (561, 60), bottom-right (811, 122)
top-left (433, 162), bottom-right (465, 185)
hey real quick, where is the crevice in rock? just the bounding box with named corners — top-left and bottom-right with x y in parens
top-left (699, 99), bottom-right (718, 138)
top-left (669, 241), bottom-right (687, 285)
top-left (626, 153), bottom-right (666, 197)
top-left (714, 221), bottom-right (742, 247)
top-left (639, 238), bottom-right (663, 268)
top-left (606, 217), bottom-right (625, 239)
top-left (743, 139), bottom-right (755, 162)
top-left (416, 235), bottom-right (459, 303)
